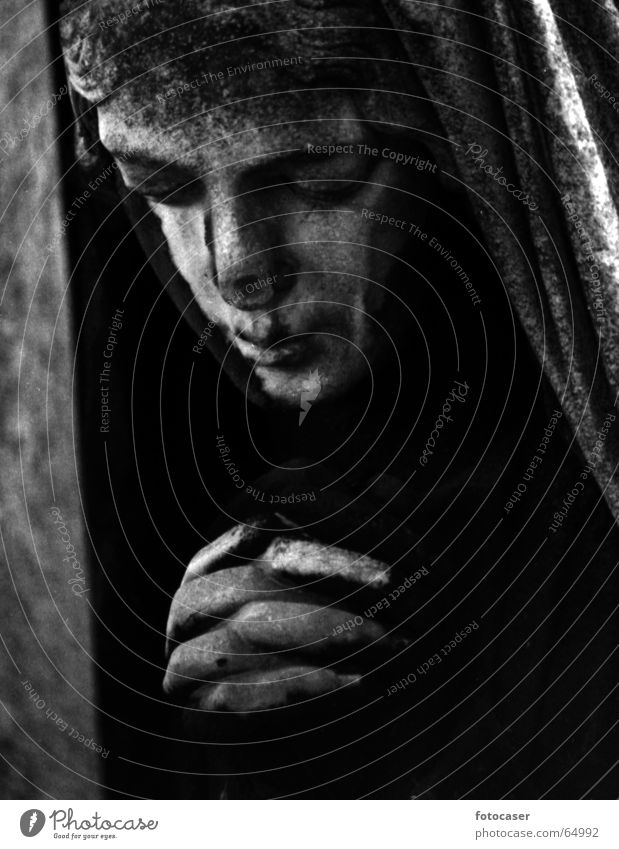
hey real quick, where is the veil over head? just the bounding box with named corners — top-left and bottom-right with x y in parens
top-left (60, 0), bottom-right (619, 517)
top-left (384, 0), bottom-right (619, 519)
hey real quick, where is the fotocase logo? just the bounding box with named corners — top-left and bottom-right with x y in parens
top-left (299, 370), bottom-right (322, 425)
top-left (20, 809), bottom-right (45, 837)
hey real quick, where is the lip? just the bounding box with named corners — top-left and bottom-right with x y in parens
top-left (234, 336), bottom-right (309, 367)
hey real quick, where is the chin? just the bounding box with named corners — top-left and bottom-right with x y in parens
top-left (211, 331), bottom-right (372, 409)
top-left (250, 361), bottom-right (367, 410)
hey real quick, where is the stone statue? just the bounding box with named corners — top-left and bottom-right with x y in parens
top-left (59, 0), bottom-right (619, 798)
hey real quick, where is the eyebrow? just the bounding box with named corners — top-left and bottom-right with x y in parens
top-left (107, 135), bottom-right (372, 192)
top-left (108, 146), bottom-right (305, 177)
top-left (108, 150), bottom-right (189, 173)
top-left (108, 154), bottom-right (204, 194)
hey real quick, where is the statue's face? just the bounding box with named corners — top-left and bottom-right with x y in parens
top-left (98, 80), bottom-right (436, 406)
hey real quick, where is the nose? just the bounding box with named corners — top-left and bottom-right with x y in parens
top-left (226, 274), bottom-right (276, 310)
top-left (208, 190), bottom-right (292, 312)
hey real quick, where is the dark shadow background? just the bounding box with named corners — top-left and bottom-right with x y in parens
top-left (42, 0), bottom-right (619, 801)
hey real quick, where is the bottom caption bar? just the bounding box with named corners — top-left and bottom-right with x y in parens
top-left (0, 800), bottom-right (617, 847)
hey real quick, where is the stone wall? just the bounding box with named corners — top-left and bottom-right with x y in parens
top-left (0, 0), bottom-right (100, 798)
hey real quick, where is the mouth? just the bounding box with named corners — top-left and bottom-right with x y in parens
top-left (234, 335), bottom-right (312, 368)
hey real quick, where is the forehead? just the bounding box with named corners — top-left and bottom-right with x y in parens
top-left (65, 0), bottom-right (425, 169)
top-left (62, 0), bottom-right (399, 104)
top-left (99, 83), bottom-right (373, 168)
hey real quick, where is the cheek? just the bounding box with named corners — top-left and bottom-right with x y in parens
top-left (290, 202), bottom-right (408, 272)
top-left (288, 240), bottom-right (391, 327)
top-left (149, 203), bottom-right (208, 280)
top-left (288, 284), bottom-right (384, 360)
top-left (292, 213), bottom-right (409, 353)
top-left (149, 203), bottom-right (230, 319)
top-left (284, 269), bottom-right (385, 347)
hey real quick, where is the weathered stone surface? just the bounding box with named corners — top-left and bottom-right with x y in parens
top-left (0, 0), bottom-right (99, 798)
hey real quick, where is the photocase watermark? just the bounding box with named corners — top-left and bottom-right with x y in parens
top-left (307, 142), bottom-right (437, 172)
top-left (193, 274), bottom-right (277, 355)
top-left (245, 485), bottom-right (317, 504)
top-left (216, 435), bottom-right (247, 491)
top-left (427, 235), bottom-right (480, 306)
top-left (98, 308), bottom-right (125, 434)
top-left (20, 810), bottom-right (46, 837)
top-left (193, 321), bottom-right (217, 354)
top-left (156, 56), bottom-right (304, 104)
top-left (561, 193), bottom-right (606, 327)
top-left (386, 621), bottom-right (479, 696)
top-left (0, 85), bottom-right (68, 158)
top-left (215, 435), bottom-right (317, 502)
top-left (228, 272), bottom-right (277, 306)
top-left (46, 153), bottom-right (133, 255)
top-left (504, 410), bottom-right (562, 514)
top-left (299, 370), bottom-right (322, 425)
top-left (548, 410), bottom-right (615, 534)
top-left (21, 679), bottom-right (109, 758)
top-left (49, 809), bottom-right (158, 833)
top-left (96, 0), bottom-right (164, 30)
top-left (331, 568), bottom-right (429, 637)
top-left (49, 506), bottom-right (88, 596)
top-left (419, 379), bottom-right (469, 466)
top-left (361, 209), bottom-right (480, 306)
top-left (588, 73), bottom-right (619, 113)
top-left (463, 143), bottom-right (539, 212)
top-left (361, 207), bottom-right (418, 233)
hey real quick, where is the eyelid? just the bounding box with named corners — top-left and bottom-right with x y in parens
top-left (294, 153), bottom-right (367, 177)
top-left (127, 178), bottom-right (204, 206)
top-left (289, 179), bottom-right (367, 200)
top-left (260, 149), bottom-right (371, 185)
top-left (283, 150), bottom-right (376, 198)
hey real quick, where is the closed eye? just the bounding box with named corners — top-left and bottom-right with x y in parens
top-left (284, 152), bottom-right (376, 200)
top-left (129, 179), bottom-right (204, 206)
top-left (289, 177), bottom-right (369, 200)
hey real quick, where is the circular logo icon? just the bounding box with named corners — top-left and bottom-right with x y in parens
top-left (20, 810), bottom-right (45, 837)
